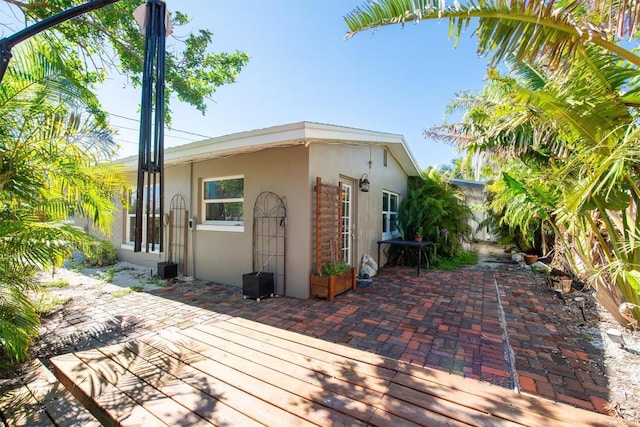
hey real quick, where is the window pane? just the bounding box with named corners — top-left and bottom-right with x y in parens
top-left (204, 178), bottom-right (244, 200)
top-left (205, 202), bottom-right (244, 221)
top-left (390, 194), bottom-right (398, 212)
top-left (128, 190), bottom-right (136, 214)
top-left (382, 193), bottom-right (389, 211)
top-left (128, 187), bottom-right (160, 214)
top-left (205, 203), bottom-right (225, 221)
top-left (390, 214), bottom-right (398, 232)
top-left (128, 216), bottom-right (136, 242)
top-left (203, 181), bottom-right (217, 200)
top-left (147, 218), bottom-right (160, 245)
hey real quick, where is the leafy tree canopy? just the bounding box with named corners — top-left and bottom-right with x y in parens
top-left (2, 0), bottom-right (249, 119)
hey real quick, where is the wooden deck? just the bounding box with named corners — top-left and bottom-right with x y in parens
top-left (51, 316), bottom-right (632, 427)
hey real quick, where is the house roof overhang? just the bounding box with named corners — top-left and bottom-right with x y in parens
top-left (449, 178), bottom-right (486, 189)
top-left (113, 121), bottom-right (422, 177)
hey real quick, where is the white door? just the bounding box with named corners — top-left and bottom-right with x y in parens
top-left (341, 182), bottom-right (353, 266)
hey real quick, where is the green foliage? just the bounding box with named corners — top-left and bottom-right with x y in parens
top-left (5, 1), bottom-right (249, 119)
top-left (321, 263), bottom-right (352, 276)
top-left (42, 279), bottom-right (69, 288)
top-left (85, 239), bottom-right (117, 267)
top-left (398, 168), bottom-right (473, 257)
top-left (344, 0), bottom-right (640, 70)
top-left (484, 167), bottom-right (558, 255)
top-left (94, 268), bottom-right (121, 283)
top-left (112, 288), bottom-right (132, 298)
top-left (434, 250), bottom-right (479, 271)
top-left (0, 266), bottom-right (40, 365)
top-left (32, 292), bottom-right (69, 315)
top-left (0, 40), bottom-right (127, 364)
top-left (146, 277), bottom-right (166, 287)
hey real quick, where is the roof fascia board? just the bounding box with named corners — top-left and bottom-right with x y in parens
top-left (113, 121), bottom-right (422, 176)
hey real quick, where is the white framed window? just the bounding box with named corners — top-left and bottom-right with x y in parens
top-left (382, 190), bottom-right (400, 239)
top-left (200, 175), bottom-right (244, 231)
top-left (123, 186), bottom-right (160, 252)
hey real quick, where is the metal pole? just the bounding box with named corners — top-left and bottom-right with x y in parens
top-left (134, 0), bottom-right (167, 253)
top-left (156, 3), bottom-right (166, 252)
top-left (0, 0), bottom-right (120, 83)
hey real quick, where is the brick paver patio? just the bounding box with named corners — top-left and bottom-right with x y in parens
top-left (31, 256), bottom-right (614, 417)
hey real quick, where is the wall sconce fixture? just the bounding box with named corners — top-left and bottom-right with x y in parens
top-left (359, 174), bottom-right (370, 192)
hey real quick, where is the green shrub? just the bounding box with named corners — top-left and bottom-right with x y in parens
top-left (32, 291), bottom-right (69, 315)
top-left (321, 263), bottom-right (351, 276)
top-left (435, 250), bottom-right (479, 271)
top-left (94, 268), bottom-right (120, 283)
top-left (394, 168), bottom-right (473, 266)
top-left (85, 239), bottom-right (116, 267)
top-left (43, 279), bottom-right (69, 288)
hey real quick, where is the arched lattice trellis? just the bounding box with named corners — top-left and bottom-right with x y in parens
top-left (253, 192), bottom-right (286, 295)
top-left (168, 194), bottom-right (188, 275)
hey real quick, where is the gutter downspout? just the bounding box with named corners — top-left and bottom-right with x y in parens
top-left (190, 161), bottom-right (196, 278)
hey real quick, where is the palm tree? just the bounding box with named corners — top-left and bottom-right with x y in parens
top-left (344, 0), bottom-right (640, 70)
top-left (0, 39), bottom-right (128, 364)
top-left (344, 1), bottom-right (640, 325)
top-left (428, 52), bottom-right (640, 324)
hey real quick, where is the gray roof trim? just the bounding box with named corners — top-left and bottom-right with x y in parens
top-left (449, 178), bottom-right (486, 188)
top-left (113, 121), bottom-right (421, 176)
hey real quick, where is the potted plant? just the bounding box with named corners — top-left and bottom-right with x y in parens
top-left (523, 253), bottom-right (539, 265)
top-left (310, 262), bottom-right (356, 302)
top-left (398, 190), bottom-right (427, 241)
top-left (414, 225), bottom-right (424, 242)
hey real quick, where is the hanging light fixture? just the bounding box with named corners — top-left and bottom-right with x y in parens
top-left (359, 174), bottom-right (370, 192)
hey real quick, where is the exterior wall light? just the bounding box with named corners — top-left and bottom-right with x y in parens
top-left (359, 174), bottom-right (370, 192)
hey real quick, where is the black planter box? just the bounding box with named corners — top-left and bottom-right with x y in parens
top-left (157, 262), bottom-right (177, 279)
top-left (242, 272), bottom-right (274, 301)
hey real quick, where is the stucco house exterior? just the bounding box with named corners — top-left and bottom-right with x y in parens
top-left (110, 121), bottom-right (421, 299)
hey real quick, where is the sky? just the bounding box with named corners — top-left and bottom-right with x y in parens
top-left (3, 0), bottom-right (490, 169)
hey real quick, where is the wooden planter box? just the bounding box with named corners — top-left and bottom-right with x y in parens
top-left (310, 267), bottom-right (356, 302)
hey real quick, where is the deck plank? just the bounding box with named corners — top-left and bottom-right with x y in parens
top-left (196, 321), bottom-right (522, 426)
top-left (184, 323), bottom-right (388, 400)
top-left (83, 344), bottom-right (215, 426)
top-left (396, 363), bottom-right (629, 427)
top-left (138, 333), bottom-right (324, 426)
top-left (51, 317), bottom-right (636, 427)
top-left (201, 320), bottom-right (397, 383)
top-left (22, 359), bottom-right (101, 427)
top-left (147, 330), bottom-right (366, 426)
top-left (51, 352), bottom-right (167, 427)
top-left (96, 340), bottom-right (263, 427)
top-left (228, 317), bottom-right (631, 427)
top-left (0, 382), bottom-right (53, 427)
top-left (177, 326), bottom-right (379, 420)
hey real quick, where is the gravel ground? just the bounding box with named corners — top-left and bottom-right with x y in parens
top-left (592, 304), bottom-right (640, 420)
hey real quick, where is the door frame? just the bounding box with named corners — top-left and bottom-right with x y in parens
top-left (339, 176), bottom-right (357, 267)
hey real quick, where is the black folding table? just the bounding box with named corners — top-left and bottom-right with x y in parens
top-left (376, 238), bottom-right (436, 276)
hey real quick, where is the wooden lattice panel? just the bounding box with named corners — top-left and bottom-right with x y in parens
top-left (314, 177), bottom-right (342, 274)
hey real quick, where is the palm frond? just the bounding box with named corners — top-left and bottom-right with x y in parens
top-left (345, 0), bottom-right (640, 69)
